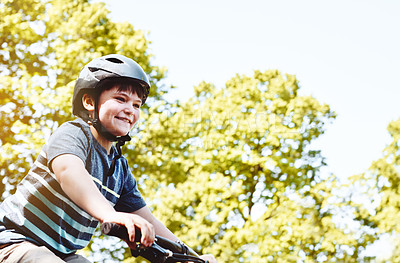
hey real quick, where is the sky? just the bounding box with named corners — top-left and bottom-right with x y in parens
top-left (102, 0), bottom-right (400, 180)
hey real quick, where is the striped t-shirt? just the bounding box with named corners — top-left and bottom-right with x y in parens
top-left (0, 118), bottom-right (146, 256)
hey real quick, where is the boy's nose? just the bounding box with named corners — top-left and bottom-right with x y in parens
top-left (124, 105), bottom-right (136, 115)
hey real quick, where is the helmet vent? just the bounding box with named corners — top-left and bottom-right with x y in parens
top-left (105, 57), bottom-right (124, 64)
top-left (88, 67), bottom-right (99, 72)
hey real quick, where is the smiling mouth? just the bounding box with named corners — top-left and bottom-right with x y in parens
top-left (115, 116), bottom-right (132, 124)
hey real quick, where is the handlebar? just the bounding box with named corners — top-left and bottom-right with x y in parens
top-left (100, 222), bottom-right (208, 263)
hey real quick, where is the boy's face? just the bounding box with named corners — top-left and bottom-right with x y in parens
top-left (97, 86), bottom-right (142, 137)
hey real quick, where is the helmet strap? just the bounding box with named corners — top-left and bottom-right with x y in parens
top-left (105, 137), bottom-right (130, 178)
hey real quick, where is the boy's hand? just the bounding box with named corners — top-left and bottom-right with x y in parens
top-left (103, 212), bottom-right (155, 247)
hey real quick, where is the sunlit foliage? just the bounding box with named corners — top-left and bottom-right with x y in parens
top-left (0, 0), bottom-right (165, 197)
top-left (127, 72), bottom-right (374, 262)
top-left (1, 0), bottom-right (379, 262)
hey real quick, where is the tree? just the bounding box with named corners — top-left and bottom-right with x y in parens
top-left (126, 71), bottom-right (375, 262)
top-left (349, 117), bottom-right (400, 262)
top-left (1, 0), bottom-right (377, 262)
top-left (1, 0), bottom-right (166, 261)
top-left (0, 0), bottom-right (47, 195)
top-left (0, 0), bottom-right (166, 198)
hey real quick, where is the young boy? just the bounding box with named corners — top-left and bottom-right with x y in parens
top-left (0, 54), bottom-right (216, 262)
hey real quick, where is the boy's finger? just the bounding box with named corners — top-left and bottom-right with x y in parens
top-left (140, 224), bottom-right (154, 247)
top-left (127, 224), bottom-right (136, 243)
top-left (140, 228), bottom-right (151, 246)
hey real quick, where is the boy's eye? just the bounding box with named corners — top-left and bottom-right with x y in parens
top-left (116, 97), bottom-right (125, 102)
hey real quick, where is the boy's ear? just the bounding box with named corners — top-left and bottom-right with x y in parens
top-left (82, 94), bottom-right (95, 112)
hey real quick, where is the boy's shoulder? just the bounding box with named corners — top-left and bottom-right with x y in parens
top-left (48, 118), bottom-right (93, 146)
top-left (45, 118), bottom-right (97, 164)
top-left (57, 118), bottom-right (91, 135)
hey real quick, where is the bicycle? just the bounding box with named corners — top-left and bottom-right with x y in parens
top-left (101, 223), bottom-right (209, 263)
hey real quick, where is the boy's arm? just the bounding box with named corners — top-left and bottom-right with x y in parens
top-left (133, 206), bottom-right (178, 241)
top-left (51, 153), bottom-right (155, 247)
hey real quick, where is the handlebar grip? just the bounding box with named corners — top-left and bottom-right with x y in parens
top-left (156, 236), bottom-right (201, 258)
top-left (100, 222), bottom-right (142, 242)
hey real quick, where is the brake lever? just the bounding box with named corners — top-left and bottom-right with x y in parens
top-left (135, 241), bottom-right (172, 257)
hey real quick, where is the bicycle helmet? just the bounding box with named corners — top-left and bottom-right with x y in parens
top-left (73, 54), bottom-right (150, 122)
top-left (72, 54), bottom-right (151, 177)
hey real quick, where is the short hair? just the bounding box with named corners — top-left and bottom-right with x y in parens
top-left (95, 77), bottom-right (146, 103)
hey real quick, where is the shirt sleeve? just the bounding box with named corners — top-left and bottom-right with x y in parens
top-left (46, 121), bottom-right (90, 170)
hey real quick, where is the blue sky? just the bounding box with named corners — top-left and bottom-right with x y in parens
top-left (102, 0), bottom-right (400, 180)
